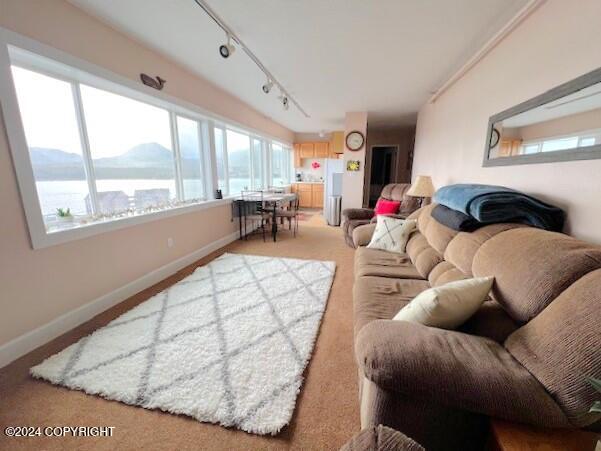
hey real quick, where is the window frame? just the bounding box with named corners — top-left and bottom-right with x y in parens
top-left (0, 27), bottom-right (291, 249)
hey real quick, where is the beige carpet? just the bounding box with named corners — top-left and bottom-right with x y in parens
top-left (0, 214), bottom-right (359, 450)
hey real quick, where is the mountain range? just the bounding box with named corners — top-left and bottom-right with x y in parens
top-left (30, 142), bottom-right (250, 181)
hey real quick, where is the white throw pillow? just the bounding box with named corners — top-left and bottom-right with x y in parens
top-left (367, 217), bottom-right (416, 253)
top-left (393, 277), bottom-right (494, 329)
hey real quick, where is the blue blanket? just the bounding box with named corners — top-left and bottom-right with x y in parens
top-left (433, 184), bottom-right (565, 232)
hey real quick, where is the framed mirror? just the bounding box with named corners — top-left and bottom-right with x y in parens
top-left (483, 67), bottom-right (601, 166)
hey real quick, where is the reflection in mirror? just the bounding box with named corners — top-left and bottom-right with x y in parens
top-left (490, 82), bottom-right (601, 158)
top-left (484, 67), bottom-right (601, 166)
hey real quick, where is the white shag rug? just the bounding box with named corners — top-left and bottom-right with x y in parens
top-left (31, 253), bottom-right (336, 435)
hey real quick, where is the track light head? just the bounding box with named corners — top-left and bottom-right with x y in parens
top-left (282, 95), bottom-right (289, 110)
top-left (219, 35), bottom-right (235, 59)
top-left (262, 79), bottom-right (274, 94)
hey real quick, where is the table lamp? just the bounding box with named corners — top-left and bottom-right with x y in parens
top-left (407, 175), bottom-right (435, 207)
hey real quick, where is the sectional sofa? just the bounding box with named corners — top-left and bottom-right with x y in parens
top-left (351, 203), bottom-right (601, 450)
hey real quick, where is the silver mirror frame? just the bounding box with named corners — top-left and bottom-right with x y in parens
top-left (483, 67), bottom-right (601, 167)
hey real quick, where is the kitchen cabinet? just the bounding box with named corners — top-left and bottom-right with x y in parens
top-left (330, 131), bottom-right (344, 154)
top-left (292, 183), bottom-right (324, 208)
top-left (311, 183), bottom-right (324, 207)
top-left (293, 143), bottom-right (302, 168)
top-left (297, 184), bottom-right (313, 208)
top-left (299, 143), bottom-right (314, 159)
top-left (314, 142), bottom-right (329, 158)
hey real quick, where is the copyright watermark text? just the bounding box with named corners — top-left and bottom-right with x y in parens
top-left (4, 426), bottom-right (115, 438)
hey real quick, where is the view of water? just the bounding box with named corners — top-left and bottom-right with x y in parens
top-left (35, 177), bottom-right (286, 219)
top-left (36, 179), bottom-right (205, 217)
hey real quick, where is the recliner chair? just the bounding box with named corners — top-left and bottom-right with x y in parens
top-left (342, 183), bottom-right (419, 247)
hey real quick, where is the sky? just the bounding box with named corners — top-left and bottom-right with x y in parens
top-left (12, 65), bottom-right (276, 161)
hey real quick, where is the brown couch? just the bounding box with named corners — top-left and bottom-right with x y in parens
top-left (342, 184), bottom-right (419, 248)
top-left (352, 203), bottom-right (601, 450)
top-left (340, 425), bottom-right (424, 451)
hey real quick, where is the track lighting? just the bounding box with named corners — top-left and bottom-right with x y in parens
top-left (262, 79), bottom-right (274, 94)
top-left (219, 34), bottom-right (235, 59)
top-left (195, 0), bottom-right (309, 116)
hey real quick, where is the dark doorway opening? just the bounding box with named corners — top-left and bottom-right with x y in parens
top-left (368, 146), bottom-right (398, 207)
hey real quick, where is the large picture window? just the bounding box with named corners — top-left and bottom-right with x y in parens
top-left (12, 67), bottom-right (91, 218)
top-left (271, 142), bottom-right (292, 187)
top-left (81, 85), bottom-right (176, 215)
top-left (176, 116), bottom-right (204, 201)
top-left (225, 129), bottom-right (251, 194)
top-left (3, 38), bottom-right (291, 248)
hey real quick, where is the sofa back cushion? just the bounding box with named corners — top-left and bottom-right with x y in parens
top-left (444, 223), bottom-right (524, 276)
top-left (505, 269), bottom-right (601, 427)
top-left (472, 228), bottom-right (601, 323)
top-left (380, 183), bottom-right (419, 215)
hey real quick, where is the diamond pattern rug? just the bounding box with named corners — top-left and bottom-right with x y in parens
top-left (31, 253), bottom-right (336, 435)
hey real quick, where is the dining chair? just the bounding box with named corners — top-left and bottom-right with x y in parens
top-left (276, 195), bottom-right (300, 237)
top-left (240, 190), bottom-right (270, 241)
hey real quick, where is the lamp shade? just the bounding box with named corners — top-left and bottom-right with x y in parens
top-left (407, 175), bottom-right (435, 198)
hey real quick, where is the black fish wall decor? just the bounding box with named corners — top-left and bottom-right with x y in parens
top-left (140, 73), bottom-right (166, 90)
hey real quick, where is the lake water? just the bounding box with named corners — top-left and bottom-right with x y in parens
top-left (36, 179), bottom-right (200, 216)
top-left (36, 178), bottom-right (273, 217)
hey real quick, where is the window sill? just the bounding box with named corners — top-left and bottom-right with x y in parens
top-left (32, 197), bottom-right (233, 249)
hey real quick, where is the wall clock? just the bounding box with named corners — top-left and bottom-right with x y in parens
top-left (346, 130), bottom-right (365, 151)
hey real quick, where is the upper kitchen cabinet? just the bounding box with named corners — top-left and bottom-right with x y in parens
top-left (293, 143), bottom-right (302, 168)
top-left (330, 131), bottom-right (344, 154)
top-left (314, 142), bottom-right (329, 158)
top-left (299, 142), bottom-right (315, 158)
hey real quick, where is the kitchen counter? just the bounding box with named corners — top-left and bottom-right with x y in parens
top-left (293, 181), bottom-right (324, 184)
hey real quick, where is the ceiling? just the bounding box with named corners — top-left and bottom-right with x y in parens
top-left (70, 0), bottom-right (529, 133)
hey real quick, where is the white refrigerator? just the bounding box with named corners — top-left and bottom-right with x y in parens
top-left (324, 158), bottom-right (343, 225)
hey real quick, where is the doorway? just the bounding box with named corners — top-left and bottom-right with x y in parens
top-left (367, 145), bottom-right (398, 207)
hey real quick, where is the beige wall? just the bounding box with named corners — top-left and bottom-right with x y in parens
top-left (412, 0), bottom-right (601, 243)
top-left (341, 112), bottom-right (368, 212)
top-left (0, 0), bottom-right (293, 348)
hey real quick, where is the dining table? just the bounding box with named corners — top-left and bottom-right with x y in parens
top-left (234, 191), bottom-right (298, 242)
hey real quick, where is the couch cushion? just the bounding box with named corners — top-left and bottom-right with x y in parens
top-left (406, 233), bottom-right (443, 279)
top-left (355, 247), bottom-right (424, 280)
top-left (353, 276), bottom-right (430, 335)
top-left (505, 269), bottom-right (601, 427)
top-left (420, 210), bottom-right (458, 255)
top-left (428, 261), bottom-right (467, 286)
top-left (444, 223), bottom-right (524, 276)
top-left (473, 228), bottom-right (601, 323)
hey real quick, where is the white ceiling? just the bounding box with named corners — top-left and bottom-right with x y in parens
top-left (70, 0), bottom-right (529, 133)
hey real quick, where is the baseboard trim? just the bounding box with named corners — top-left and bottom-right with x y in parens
top-left (0, 230), bottom-right (241, 369)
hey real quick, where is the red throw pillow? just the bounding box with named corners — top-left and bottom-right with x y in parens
top-left (374, 199), bottom-right (400, 216)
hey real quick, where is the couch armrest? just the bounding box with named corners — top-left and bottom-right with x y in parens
top-left (355, 320), bottom-right (569, 427)
top-left (353, 223), bottom-right (377, 247)
top-left (343, 208), bottom-right (375, 223)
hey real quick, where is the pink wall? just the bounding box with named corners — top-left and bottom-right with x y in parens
top-left (342, 112), bottom-right (368, 212)
top-left (412, 0), bottom-right (601, 243)
top-left (0, 0), bottom-right (293, 349)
